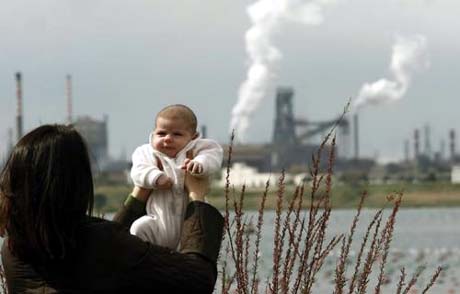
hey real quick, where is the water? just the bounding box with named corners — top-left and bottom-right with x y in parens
top-left (218, 208), bottom-right (460, 293)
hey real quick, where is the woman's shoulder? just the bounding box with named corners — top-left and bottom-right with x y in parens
top-left (77, 216), bottom-right (150, 267)
top-left (80, 216), bottom-right (132, 241)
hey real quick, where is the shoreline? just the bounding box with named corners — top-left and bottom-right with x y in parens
top-left (95, 182), bottom-right (460, 213)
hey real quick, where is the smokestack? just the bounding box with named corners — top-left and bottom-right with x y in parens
top-left (201, 125), bottom-right (207, 139)
top-left (7, 128), bottom-right (13, 155)
top-left (440, 139), bottom-right (446, 161)
top-left (450, 129), bottom-right (456, 163)
top-left (66, 74), bottom-right (73, 124)
top-left (16, 72), bottom-right (23, 141)
top-left (424, 124), bottom-right (432, 159)
top-left (414, 129), bottom-right (420, 159)
top-left (404, 140), bottom-right (410, 163)
top-left (353, 114), bottom-right (359, 160)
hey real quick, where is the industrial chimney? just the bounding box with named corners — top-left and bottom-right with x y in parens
top-left (404, 139), bottom-right (410, 163)
top-left (66, 74), bottom-right (73, 124)
top-left (16, 72), bottom-right (23, 141)
top-left (7, 128), bottom-right (13, 155)
top-left (450, 129), bottom-right (456, 163)
top-left (353, 114), bottom-right (359, 160)
top-left (424, 124), bottom-right (432, 159)
top-left (414, 129), bottom-right (420, 160)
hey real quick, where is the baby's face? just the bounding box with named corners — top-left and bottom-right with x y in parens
top-left (152, 117), bottom-right (196, 158)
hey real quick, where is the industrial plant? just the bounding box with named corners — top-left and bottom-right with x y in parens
top-left (225, 86), bottom-right (459, 184)
top-left (1, 73), bottom-right (459, 185)
top-left (1, 73), bottom-right (111, 173)
top-left (226, 87), bottom-right (352, 172)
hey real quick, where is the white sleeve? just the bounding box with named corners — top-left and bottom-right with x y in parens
top-left (192, 139), bottom-right (224, 175)
top-left (130, 145), bottom-right (165, 189)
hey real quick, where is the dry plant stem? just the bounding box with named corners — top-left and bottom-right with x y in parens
top-left (294, 137), bottom-right (336, 293)
top-left (347, 205), bottom-right (382, 294)
top-left (324, 136), bottom-right (336, 201)
top-left (357, 209), bottom-right (384, 294)
top-left (270, 171), bottom-right (286, 293)
top-left (304, 140), bottom-right (337, 293)
top-left (281, 186), bottom-right (302, 289)
top-left (292, 208), bottom-right (315, 292)
top-left (221, 131), bottom-right (236, 293)
top-left (304, 206), bottom-right (332, 293)
top-left (243, 221), bottom-right (251, 290)
top-left (334, 189), bottom-right (366, 294)
top-left (224, 189), bottom-right (238, 288)
top-left (221, 245), bottom-right (237, 294)
top-left (292, 152), bottom-right (324, 294)
top-left (375, 194), bottom-right (402, 294)
top-left (285, 184), bottom-right (306, 279)
top-left (401, 266), bottom-right (425, 294)
top-left (223, 190), bottom-right (240, 293)
top-left (396, 268), bottom-right (407, 294)
top-left (421, 267), bottom-right (442, 294)
top-left (224, 274), bottom-right (236, 294)
top-left (234, 185), bottom-right (247, 293)
top-left (305, 234), bottom-right (343, 293)
top-left (286, 188), bottom-right (314, 290)
top-left (224, 131), bottom-right (235, 233)
top-left (221, 246), bottom-right (228, 294)
top-left (250, 180), bottom-right (270, 294)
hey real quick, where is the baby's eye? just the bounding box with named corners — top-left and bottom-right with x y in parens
top-left (173, 132), bottom-right (183, 136)
top-left (157, 131), bottom-right (166, 136)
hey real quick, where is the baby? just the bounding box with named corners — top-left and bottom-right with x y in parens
top-left (130, 104), bottom-right (223, 249)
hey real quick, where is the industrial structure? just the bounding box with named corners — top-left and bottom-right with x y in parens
top-left (271, 87), bottom-right (350, 170)
top-left (73, 116), bottom-right (109, 170)
top-left (224, 86), bottom-right (458, 182)
top-left (227, 87), bottom-right (353, 172)
top-left (2, 72), bottom-right (460, 184)
top-left (63, 73), bottom-right (110, 171)
top-left (1, 73), bottom-right (111, 172)
top-left (15, 72), bottom-right (23, 141)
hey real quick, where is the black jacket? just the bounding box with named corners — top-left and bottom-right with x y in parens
top-left (1, 196), bottom-right (224, 293)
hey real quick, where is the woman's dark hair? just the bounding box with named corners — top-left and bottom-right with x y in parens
top-left (0, 124), bottom-right (94, 262)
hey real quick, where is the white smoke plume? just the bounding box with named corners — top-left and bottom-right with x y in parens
top-left (230, 0), bottom-right (337, 142)
top-left (354, 34), bottom-right (429, 110)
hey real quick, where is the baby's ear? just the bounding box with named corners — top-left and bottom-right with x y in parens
top-left (192, 132), bottom-right (199, 139)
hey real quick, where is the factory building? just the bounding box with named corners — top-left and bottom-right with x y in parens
top-left (225, 87), bottom-right (352, 173)
top-left (73, 115), bottom-right (109, 170)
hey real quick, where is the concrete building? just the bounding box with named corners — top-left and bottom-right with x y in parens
top-left (217, 162), bottom-right (295, 188)
top-left (451, 165), bottom-right (460, 184)
top-left (73, 115), bottom-right (109, 170)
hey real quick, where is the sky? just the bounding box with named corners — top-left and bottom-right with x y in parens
top-left (1, 0), bottom-right (459, 163)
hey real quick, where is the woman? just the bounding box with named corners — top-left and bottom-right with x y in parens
top-left (0, 124), bottom-right (223, 293)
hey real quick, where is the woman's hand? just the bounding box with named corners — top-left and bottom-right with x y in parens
top-left (184, 172), bottom-right (209, 202)
top-left (131, 186), bottom-right (152, 202)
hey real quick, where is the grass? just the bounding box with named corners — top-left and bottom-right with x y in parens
top-left (89, 182), bottom-right (460, 213)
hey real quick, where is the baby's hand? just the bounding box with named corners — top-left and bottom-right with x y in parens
top-left (181, 159), bottom-right (204, 175)
top-left (156, 174), bottom-right (173, 189)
